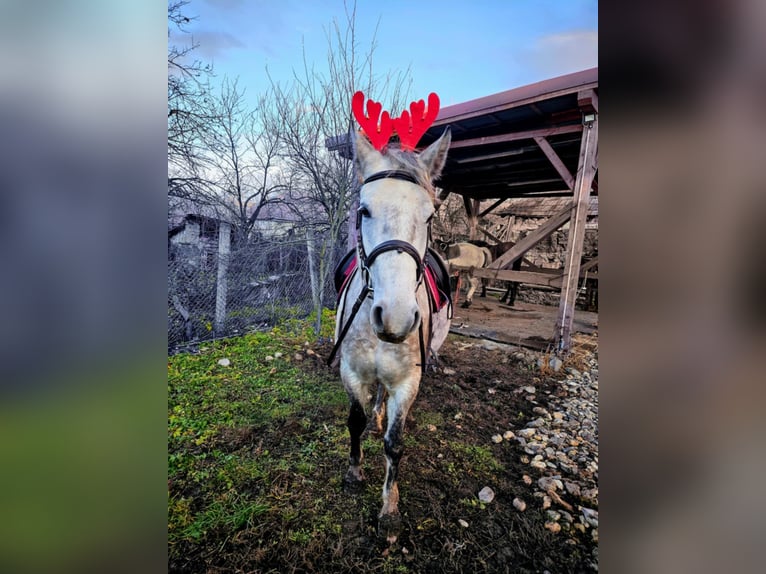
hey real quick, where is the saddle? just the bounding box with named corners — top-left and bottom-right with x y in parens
top-left (333, 247), bottom-right (452, 313)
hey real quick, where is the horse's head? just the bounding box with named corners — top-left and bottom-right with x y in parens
top-left (353, 127), bottom-right (451, 343)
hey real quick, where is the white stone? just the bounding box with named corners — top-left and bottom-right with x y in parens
top-left (217, 358), bottom-right (231, 367)
top-left (503, 430), bottom-right (515, 440)
top-left (513, 498), bottom-right (527, 512)
top-left (458, 519), bottom-right (469, 528)
top-left (491, 434), bottom-right (503, 443)
top-left (478, 486), bottom-right (495, 503)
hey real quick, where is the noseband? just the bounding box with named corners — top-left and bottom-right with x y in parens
top-left (356, 170), bottom-right (428, 291)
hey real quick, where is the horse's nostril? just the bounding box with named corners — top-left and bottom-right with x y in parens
top-left (372, 304), bottom-right (384, 328)
top-left (413, 309), bottom-right (420, 328)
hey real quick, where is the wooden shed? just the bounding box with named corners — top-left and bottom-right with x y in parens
top-left (418, 67), bottom-right (599, 353)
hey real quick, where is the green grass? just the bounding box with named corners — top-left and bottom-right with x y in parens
top-left (168, 311), bottom-right (350, 559)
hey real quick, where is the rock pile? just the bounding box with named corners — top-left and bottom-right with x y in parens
top-left (496, 347), bottom-right (599, 564)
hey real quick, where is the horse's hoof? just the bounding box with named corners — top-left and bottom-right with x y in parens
top-left (460, 301), bottom-right (471, 308)
top-left (378, 512), bottom-right (402, 544)
top-left (342, 470), bottom-right (365, 492)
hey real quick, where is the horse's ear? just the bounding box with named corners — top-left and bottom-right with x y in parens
top-left (353, 129), bottom-right (380, 181)
top-left (419, 126), bottom-right (451, 181)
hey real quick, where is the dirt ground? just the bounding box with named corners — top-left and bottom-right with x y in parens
top-left (450, 290), bottom-right (598, 351)
top-left (301, 335), bottom-right (598, 573)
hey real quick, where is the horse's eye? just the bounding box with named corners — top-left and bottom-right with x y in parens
top-left (358, 206), bottom-right (371, 218)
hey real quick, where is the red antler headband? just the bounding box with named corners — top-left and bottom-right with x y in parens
top-left (352, 91), bottom-right (440, 152)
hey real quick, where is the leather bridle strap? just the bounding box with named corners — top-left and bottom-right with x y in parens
top-left (365, 240), bottom-right (424, 281)
top-left (362, 170), bottom-right (419, 186)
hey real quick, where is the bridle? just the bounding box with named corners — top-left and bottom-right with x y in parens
top-left (328, 169), bottom-right (433, 372)
top-left (356, 170), bottom-right (429, 293)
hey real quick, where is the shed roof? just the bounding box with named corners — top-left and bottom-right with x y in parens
top-left (419, 67), bottom-right (598, 201)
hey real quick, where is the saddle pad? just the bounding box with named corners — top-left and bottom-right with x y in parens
top-left (333, 248), bottom-right (358, 297)
top-left (333, 248), bottom-right (452, 312)
top-left (424, 248), bottom-right (452, 312)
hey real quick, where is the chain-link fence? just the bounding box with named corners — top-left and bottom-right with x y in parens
top-left (168, 231), bottom-right (345, 352)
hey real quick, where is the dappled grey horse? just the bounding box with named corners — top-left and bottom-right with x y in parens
top-left (330, 93), bottom-right (452, 543)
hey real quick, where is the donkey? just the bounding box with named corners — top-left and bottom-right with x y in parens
top-left (332, 96), bottom-right (451, 542)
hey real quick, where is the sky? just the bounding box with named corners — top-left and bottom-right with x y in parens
top-left (173, 0), bottom-right (597, 108)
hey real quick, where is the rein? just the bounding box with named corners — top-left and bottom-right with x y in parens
top-left (328, 170), bottom-right (433, 372)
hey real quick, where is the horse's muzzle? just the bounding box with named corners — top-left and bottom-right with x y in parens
top-left (371, 302), bottom-right (420, 343)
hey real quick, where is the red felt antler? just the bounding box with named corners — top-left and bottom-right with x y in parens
top-left (392, 93), bottom-right (440, 151)
top-left (352, 91), bottom-right (393, 151)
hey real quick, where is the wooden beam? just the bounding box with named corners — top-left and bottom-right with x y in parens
top-left (451, 265), bottom-right (597, 288)
top-left (463, 196), bottom-right (480, 240)
top-left (487, 203), bottom-right (573, 269)
top-left (448, 124), bottom-right (583, 149)
top-left (580, 256), bottom-right (599, 272)
top-left (533, 136), bottom-right (574, 189)
top-left (478, 198), bottom-right (509, 218)
top-left (477, 226), bottom-right (538, 269)
top-left (555, 114), bottom-right (598, 352)
top-left (577, 89), bottom-right (598, 114)
top-left (477, 225), bottom-right (503, 244)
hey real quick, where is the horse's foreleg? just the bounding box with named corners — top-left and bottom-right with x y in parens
top-left (344, 398), bottom-right (367, 487)
top-left (378, 382), bottom-right (418, 542)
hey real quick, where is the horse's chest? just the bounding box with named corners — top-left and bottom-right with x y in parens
top-left (344, 323), bottom-right (417, 384)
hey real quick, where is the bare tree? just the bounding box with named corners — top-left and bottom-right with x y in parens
top-left (269, 0), bottom-right (412, 333)
top-left (182, 78), bottom-right (289, 245)
top-left (167, 0), bottom-right (216, 200)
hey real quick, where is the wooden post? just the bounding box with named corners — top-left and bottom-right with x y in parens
top-left (463, 196), bottom-right (480, 240)
top-left (554, 113), bottom-right (598, 353)
top-left (214, 221), bottom-right (231, 334)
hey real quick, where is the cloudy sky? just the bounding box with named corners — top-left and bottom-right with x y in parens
top-left (173, 0), bottom-right (597, 107)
